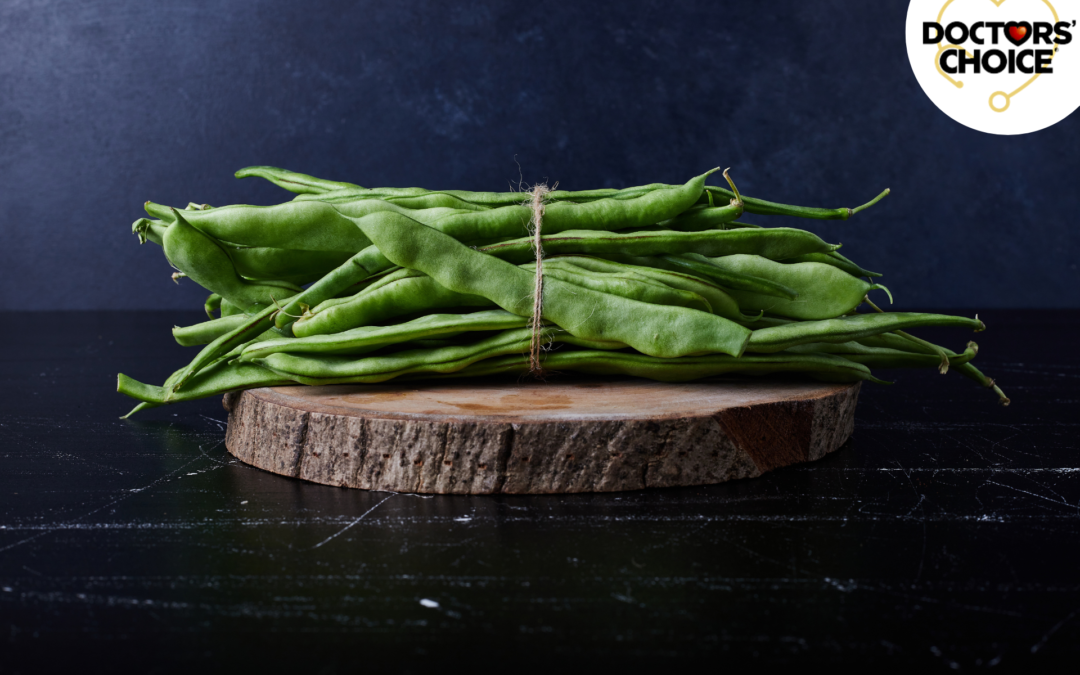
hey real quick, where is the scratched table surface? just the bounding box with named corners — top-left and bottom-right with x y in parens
top-left (1, 310), bottom-right (1078, 672)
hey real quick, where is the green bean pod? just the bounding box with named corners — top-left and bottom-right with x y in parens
top-left (293, 274), bottom-right (493, 337)
top-left (380, 194), bottom-right (492, 211)
top-left (280, 167), bottom-right (889, 221)
top-left (421, 349), bottom-right (885, 384)
top-left (222, 245), bottom-right (355, 285)
top-left (477, 227), bottom-right (837, 265)
top-left (536, 266), bottom-right (712, 314)
top-left (699, 255), bottom-right (889, 320)
top-left (294, 182), bottom-right (675, 207)
top-left (173, 314), bottom-right (249, 347)
top-left (235, 166), bottom-right (362, 194)
top-left (545, 256), bottom-right (754, 322)
top-left (783, 341), bottom-right (978, 368)
top-left (254, 327), bottom-right (626, 385)
top-left (132, 218), bottom-right (169, 246)
top-left (119, 360), bottom-right (292, 408)
top-left (746, 312), bottom-right (985, 353)
top-left (953, 362), bottom-right (1011, 405)
top-left (701, 186), bottom-right (891, 220)
top-left (660, 202), bottom-right (743, 231)
top-left (161, 210), bottom-right (301, 313)
top-left (634, 254), bottom-right (800, 299)
top-left (782, 252), bottom-right (882, 278)
top-left (834, 345), bottom-right (978, 369)
top-left (243, 310), bottom-right (529, 360)
top-left (846, 329), bottom-right (1009, 404)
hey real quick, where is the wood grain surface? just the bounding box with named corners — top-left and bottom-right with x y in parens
top-left (223, 378), bottom-right (861, 494)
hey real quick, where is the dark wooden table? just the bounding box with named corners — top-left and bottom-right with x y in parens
top-left (2, 310), bottom-right (1078, 671)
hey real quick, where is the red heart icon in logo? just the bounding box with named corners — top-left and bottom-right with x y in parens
top-left (1006, 22), bottom-right (1031, 46)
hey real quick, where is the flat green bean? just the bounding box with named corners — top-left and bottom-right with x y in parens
top-left (293, 274), bottom-right (492, 337)
top-left (659, 202), bottom-right (743, 231)
top-left (537, 266), bottom-right (712, 314)
top-left (784, 341), bottom-right (978, 368)
top-left (173, 314), bottom-right (249, 347)
top-left (243, 310), bottom-right (528, 359)
top-left (254, 327), bottom-right (626, 385)
top-left (746, 312), bottom-right (985, 353)
top-left (235, 166), bottom-right (362, 194)
top-left (782, 252), bottom-right (882, 278)
top-left (420, 349), bottom-right (886, 384)
top-left (698, 254), bottom-right (889, 320)
top-left (643, 254), bottom-right (800, 299)
top-left (545, 256), bottom-right (753, 322)
top-left (476, 227), bottom-right (838, 264)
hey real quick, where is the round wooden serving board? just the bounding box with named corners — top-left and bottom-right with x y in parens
top-left (223, 378), bottom-right (860, 494)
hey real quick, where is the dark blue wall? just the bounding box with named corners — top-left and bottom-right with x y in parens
top-left (2, 0), bottom-right (1077, 310)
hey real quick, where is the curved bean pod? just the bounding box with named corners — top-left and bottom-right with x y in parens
top-left (380, 194), bottom-right (492, 211)
top-left (644, 254), bottom-right (799, 299)
top-left (118, 360), bottom-right (292, 407)
top-left (235, 166), bottom-right (362, 194)
top-left (222, 246), bottom-right (355, 285)
top-left (659, 202), bottom-right (743, 231)
top-left (161, 210), bottom-right (301, 313)
top-left (293, 274), bottom-right (492, 337)
top-left (699, 255), bottom-right (888, 320)
top-left (538, 266), bottom-right (712, 314)
top-left (204, 293), bottom-right (222, 319)
top-left (782, 252), bottom-right (882, 278)
top-left (545, 256), bottom-right (752, 322)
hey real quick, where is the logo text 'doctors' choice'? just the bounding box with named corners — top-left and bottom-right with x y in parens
top-left (906, 0), bottom-right (1079, 134)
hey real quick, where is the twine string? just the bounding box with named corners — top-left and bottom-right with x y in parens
top-left (527, 183), bottom-right (551, 375)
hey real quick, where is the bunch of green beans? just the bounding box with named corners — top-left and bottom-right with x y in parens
top-left (117, 166), bottom-right (1009, 417)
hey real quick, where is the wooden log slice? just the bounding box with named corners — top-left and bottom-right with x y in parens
top-left (223, 378), bottom-right (861, 495)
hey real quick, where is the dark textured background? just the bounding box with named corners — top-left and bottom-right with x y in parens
top-left (1, 0), bottom-right (1077, 311)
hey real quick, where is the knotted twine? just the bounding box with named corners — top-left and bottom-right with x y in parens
top-left (526, 183), bottom-right (551, 375)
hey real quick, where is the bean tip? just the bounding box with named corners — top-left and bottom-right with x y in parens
top-left (850, 188), bottom-right (891, 216)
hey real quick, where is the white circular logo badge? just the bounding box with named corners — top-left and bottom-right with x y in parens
top-left (906, 0), bottom-right (1080, 134)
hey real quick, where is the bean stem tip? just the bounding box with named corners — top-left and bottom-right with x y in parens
top-left (849, 188), bottom-right (891, 217)
top-left (721, 168), bottom-right (743, 207)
